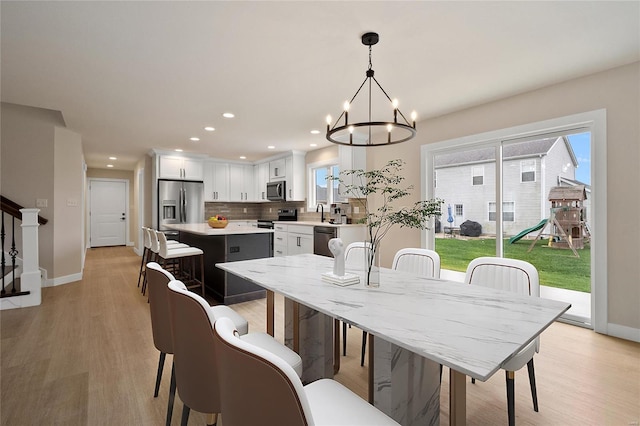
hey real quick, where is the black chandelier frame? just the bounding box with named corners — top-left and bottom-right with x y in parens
top-left (326, 32), bottom-right (416, 147)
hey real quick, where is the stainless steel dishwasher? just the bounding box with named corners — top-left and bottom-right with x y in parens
top-left (313, 226), bottom-right (337, 257)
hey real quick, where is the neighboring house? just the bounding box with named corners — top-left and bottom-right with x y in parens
top-left (434, 136), bottom-right (586, 236)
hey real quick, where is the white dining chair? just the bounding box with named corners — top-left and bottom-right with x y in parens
top-left (213, 316), bottom-right (400, 426)
top-left (341, 242), bottom-right (372, 359)
top-left (465, 256), bottom-right (541, 426)
top-left (360, 248), bottom-right (442, 366)
top-left (392, 248), bottom-right (441, 279)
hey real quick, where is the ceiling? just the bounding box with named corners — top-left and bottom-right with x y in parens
top-left (2, 1), bottom-right (639, 171)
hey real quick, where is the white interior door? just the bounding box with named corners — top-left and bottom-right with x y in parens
top-left (90, 180), bottom-right (127, 247)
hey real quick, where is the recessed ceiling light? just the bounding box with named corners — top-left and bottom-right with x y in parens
top-left (107, 164), bottom-right (114, 168)
top-left (310, 130), bottom-right (320, 135)
top-left (239, 156), bottom-right (247, 160)
top-left (190, 137), bottom-right (200, 141)
top-left (204, 126), bottom-right (215, 131)
top-left (310, 143), bottom-right (318, 147)
top-left (267, 145), bottom-right (275, 150)
top-left (175, 149), bottom-right (183, 152)
top-left (108, 156), bottom-right (117, 160)
top-left (223, 112), bottom-right (235, 118)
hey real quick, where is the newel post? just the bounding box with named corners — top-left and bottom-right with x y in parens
top-left (19, 208), bottom-right (41, 306)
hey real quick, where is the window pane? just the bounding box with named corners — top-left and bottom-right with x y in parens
top-left (331, 165), bottom-right (340, 202)
top-left (522, 171), bottom-right (535, 182)
top-left (472, 165), bottom-right (484, 186)
top-left (315, 168), bottom-right (327, 203)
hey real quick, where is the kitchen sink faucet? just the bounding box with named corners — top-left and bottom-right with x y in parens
top-left (316, 204), bottom-right (324, 222)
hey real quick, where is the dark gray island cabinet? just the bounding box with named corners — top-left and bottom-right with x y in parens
top-left (167, 223), bottom-right (273, 304)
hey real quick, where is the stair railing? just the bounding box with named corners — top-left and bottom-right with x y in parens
top-left (0, 196), bottom-right (47, 300)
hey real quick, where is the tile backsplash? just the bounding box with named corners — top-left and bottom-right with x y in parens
top-left (205, 200), bottom-right (366, 223)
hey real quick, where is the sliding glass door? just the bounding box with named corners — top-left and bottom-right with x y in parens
top-left (426, 127), bottom-right (594, 327)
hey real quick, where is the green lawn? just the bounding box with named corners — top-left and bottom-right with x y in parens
top-left (434, 237), bottom-right (591, 292)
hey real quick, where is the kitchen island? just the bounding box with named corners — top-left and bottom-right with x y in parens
top-left (166, 223), bottom-right (273, 304)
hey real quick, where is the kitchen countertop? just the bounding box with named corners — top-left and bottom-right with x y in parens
top-left (166, 223), bottom-right (273, 236)
top-left (274, 220), bottom-right (365, 228)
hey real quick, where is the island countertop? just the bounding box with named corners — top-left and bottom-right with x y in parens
top-left (165, 223), bottom-right (273, 236)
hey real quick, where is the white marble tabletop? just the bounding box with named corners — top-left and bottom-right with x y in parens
top-left (217, 253), bottom-right (570, 381)
top-left (166, 223), bottom-right (273, 236)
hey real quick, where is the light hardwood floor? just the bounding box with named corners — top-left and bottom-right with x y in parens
top-left (1, 246), bottom-right (638, 425)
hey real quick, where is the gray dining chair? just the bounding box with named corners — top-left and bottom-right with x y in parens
top-left (166, 279), bottom-right (302, 426)
top-left (465, 256), bottom-right (541, 426)
top-left (213, 316), bottom-right (400, 426)
top-left (145, 262), bottom-right (251, 426)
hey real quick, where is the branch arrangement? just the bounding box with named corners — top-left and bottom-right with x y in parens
top-left (329, 159), bottom-right (443, 278)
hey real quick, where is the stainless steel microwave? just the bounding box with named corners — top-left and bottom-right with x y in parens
top-left (266, 181), bottom-right (286, 201)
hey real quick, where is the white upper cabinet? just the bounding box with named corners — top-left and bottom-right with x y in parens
top-left (203, 162), bottom-right (229, 202)
top-left (269, 158), bottom-right (286, 181)
top-left (285, 152), bottom-right (306, 201)
top-left (338, 146), bottom-right (366, 198)
top-left (158, 155), bottom-right (204, 180)
top-left (254, 162), bottom-right (270, 201)
top-left (229, 164), bottom-right (255, 202)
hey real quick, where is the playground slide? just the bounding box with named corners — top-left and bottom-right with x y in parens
top-left (508, 218), bottom-right (548, 244)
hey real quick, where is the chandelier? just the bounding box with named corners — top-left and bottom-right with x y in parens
top-left (326, 32), bottom-right (417, 147)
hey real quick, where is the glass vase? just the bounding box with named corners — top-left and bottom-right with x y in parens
top-left (365, 243), bottom-right (380, 288)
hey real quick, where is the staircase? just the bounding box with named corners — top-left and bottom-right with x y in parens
top-left (1, 196), bottom-right (46, 310)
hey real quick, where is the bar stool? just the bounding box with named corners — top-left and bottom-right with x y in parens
top-left (157, 231), bottom-right (206, 297)
top-left (137, 227), bottom-right (152, 288)
top-left (142, 229), bottom-right (189, 295)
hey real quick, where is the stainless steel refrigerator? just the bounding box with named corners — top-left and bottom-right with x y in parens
top-left (158, 179), bottom-right (204, 236)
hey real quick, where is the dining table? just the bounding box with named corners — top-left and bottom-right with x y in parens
top-left (216, 253), bottom-right (571, 426)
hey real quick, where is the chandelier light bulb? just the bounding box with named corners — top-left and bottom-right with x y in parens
top-left (326, 115), bottom-right (332, 132)
top-left (411, 111), bottom-right (417, 128)
top-left (349, 125), bottom-right (354, 144)
top-left (343, 102), bottom-right (350, 126)
top-left (392, 99), bottom-right (399, 109)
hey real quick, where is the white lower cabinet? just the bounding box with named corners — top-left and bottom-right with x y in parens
top-left (273, 224), bottom-right (314, 257)
top-left (274, 224), bottom-right (288, 257)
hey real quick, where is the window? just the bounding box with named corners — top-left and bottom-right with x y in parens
top-left (455, 204), bottom-right (463, 217)
top-left (308, 162), bottom-right (340, 208)
top-left (472, 166), bottom-right (484, 185)
top-left (488, 201), bottom-right (515, 221)
top-left (521, 159), bottom-right (536, 182)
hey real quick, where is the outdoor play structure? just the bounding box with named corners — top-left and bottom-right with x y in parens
top-left (510, 185), bottom-right (590, 257)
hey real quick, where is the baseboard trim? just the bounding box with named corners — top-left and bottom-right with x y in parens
top-left (606, 323), bottom-right (640, 343)
top-left (44, 272), bottom-right (83, 287)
